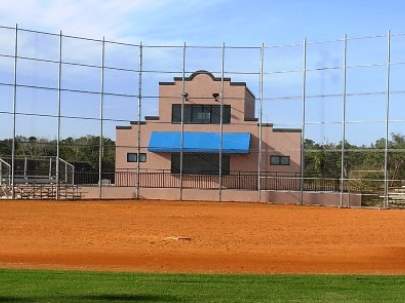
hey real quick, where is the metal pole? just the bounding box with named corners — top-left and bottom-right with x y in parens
top-left (71, 165), bottom-right (75, 185)
top-left (218, 43), bottom-right (225, 202)
top-left (340, 34), bottom-right (348, 208)
top-left (48, 157), bottom-right (52, 182)
top-left (98, 37), bottom-right (105, 199)
top-left (11, 24), bottom-right (18, 199)
top-left (300, 38), bottom-right (307, 205)
top-left (65, 162), bottom-right (68, 183)
top-left (56, 30), bottom-right (62, 199)
top-left (384, 30), bottom-right (392, 209)
top-left (24, 157), bottom-right (27, 182)
top-left (179, 42), bottom-right (186, 201)
top-left (136, 42), bottom-right (143, 199)
top-left (257, 43), bottom-right (264, 201)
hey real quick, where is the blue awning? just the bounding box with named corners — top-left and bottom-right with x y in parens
top-left (148, 131), bottom-right (251, 154)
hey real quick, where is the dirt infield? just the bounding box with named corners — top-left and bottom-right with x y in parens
top-left (1, 200), bottom-right (405, 274)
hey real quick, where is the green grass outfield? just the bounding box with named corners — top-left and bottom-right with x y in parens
top-left (1, 269), bottom-right (405, 302)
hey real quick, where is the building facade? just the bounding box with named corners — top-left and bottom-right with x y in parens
top-left (115, 70), bottom-right (301, 186)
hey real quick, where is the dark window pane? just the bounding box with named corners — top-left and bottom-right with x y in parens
top-left (271, 155), bottom-right (280, 165)
top-left (222, 154), bottom-right (230, 174)
top-left (271, 155), bottom-right (290, 165)
top-left (172, 104), bottom-right (231, 124)
top-left (191, 105), bottom-right (201, 122)
top-left (280, 156), bottom-right (290, 165)
top-left (127, 153), bottom-right (137, 162)
top-left (139, 153), bottom-right (147, 162)
top-left (211, 105), bottom-right (230, 124)
top-left (223, 105), bottom-right (231, 123)
top-left (211, 105), bottom-right (220, 123)
top-left (184, 104), bottom-right (192, 123)
top-left (191, 105), bottom-right (210, 123)
top-left (171, 153), bottom-right (229, 175)
top-left (171, 104), bottom-right (181, 122)
top-left (171, 153), bottom-right (180, 173)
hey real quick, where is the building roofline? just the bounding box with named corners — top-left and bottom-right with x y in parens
top-left (130, 121), bottom-right (146, 125)
top-left (159, 70), bottom-right (256, 99)
top-left (245, 117), bottom-right (258, 122)
top-left (173, 70), bottom-right (231, 82)
top-left (273, 128), bottom-right (302, 133)
top-left (254, 123), bottom-right (301, 132)
top-left (258, 123), bottom-right (273, 127)
top-left (115, 121), bottom-right (148, 130)
top-left (145, 116), bottom-right (160, 120)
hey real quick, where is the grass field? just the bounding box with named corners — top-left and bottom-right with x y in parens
top-left (2, 201), bottom-right (405, 302)
top-left (1, 269), bottom-right (405, 303)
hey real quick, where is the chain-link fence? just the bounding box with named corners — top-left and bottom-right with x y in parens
top-left (0, 24), bottom-right (404, 207)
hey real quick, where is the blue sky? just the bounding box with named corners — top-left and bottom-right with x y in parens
top-left (1, 0), bottom-right (403, 45)
top-left (137, 1), bottom-right (405, 45)
top-left (0, 0), bottom-right (405, 148)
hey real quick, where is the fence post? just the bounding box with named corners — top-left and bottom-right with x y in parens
top-left (179, 42), bottom-right (186, 201)
top-left (48, 157), bottom-right (52, 182)
top-left (384, 30), bottom-right (392, 209)
top-left (300, 38), bottom-right (307, 205)
top-left (98, 37), bottom-right (105, 199)
top-left (64, 162), bottom-right (68, 183)
top-left (218, 43), bottom-right (225, 202)
top-left (24, 157), bottom-right (27, 182)
top-left (11, 24), bottom-right (18, 199)
top-left (340, 34), bottom-right (348, 208)
top-left (136, 42), bottom-right (143, 199)
top-left (72, 165), bottom-right (75, 185)
top-left (56, 30), bottom-right (62, 200)
top-left (257, 43), bottom-right (264, 202)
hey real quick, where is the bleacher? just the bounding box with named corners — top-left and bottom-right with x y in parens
top-left (1, 184), bottom-right (81, 200)
top-left (387, 186), bottom-right (405, 208)
top-left (0, 156), bottom-right (80, 200)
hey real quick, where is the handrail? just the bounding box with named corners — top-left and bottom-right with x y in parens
top-left (0, 156), bottom-right (75, 185)
top-left (0, 158), bottom-right (11, 169)
top-left (0, 157), bottom-right (11, 185)
top-left (59, 157), bottom-right (75, 170)
top-left (58, 157), bottom-right (75, 185)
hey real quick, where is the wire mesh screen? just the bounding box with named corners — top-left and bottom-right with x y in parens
top-left (0, 24), bottom-right (404, 207)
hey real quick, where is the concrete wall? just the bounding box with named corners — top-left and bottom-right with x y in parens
top-left (81, 186), bottom-right (362, 208)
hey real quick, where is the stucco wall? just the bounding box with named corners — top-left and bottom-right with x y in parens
top-left (80, 186), bottom-right (362, 208)
top-left (115, 71), bottom-right (302, 180)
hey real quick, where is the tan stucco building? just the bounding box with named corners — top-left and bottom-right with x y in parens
top-left (84, 70), bottom-right (361, 206)
top-left (115, 71), bottom-right (301, 178)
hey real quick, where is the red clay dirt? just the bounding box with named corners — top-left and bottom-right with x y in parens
top-left (1, 200), bottom-right (405, 274)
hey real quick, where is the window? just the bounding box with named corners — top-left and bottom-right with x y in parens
top-left (270, 155), bottom-right (290, 166)
top-left (191, 105), bottom-right (211, 123)
top-left (138, 153), bottom-right (147, 162)
top-left (172, 104), bottom-right (231, 124)
top-left (171, 153), bottom-right (230, 175)
top-left (127, 153), bottom-right (137, 162)
top-left (127, 153), bottom-right (147, 163)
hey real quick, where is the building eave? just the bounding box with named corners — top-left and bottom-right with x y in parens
top-left (159, 70), bottom-right (256, 99)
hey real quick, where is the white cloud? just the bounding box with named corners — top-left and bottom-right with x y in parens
top-left (0, 0), bottom-right (175, 40)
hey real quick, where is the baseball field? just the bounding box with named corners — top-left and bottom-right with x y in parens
top-left (2, 200), bottom-right (405, 302)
